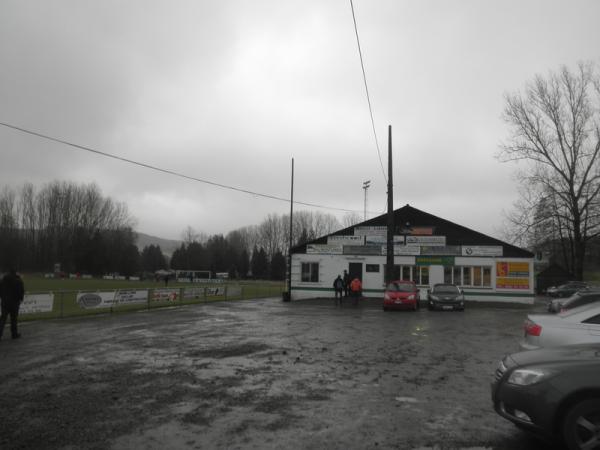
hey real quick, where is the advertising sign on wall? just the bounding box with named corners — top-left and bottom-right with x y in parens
top-left (421, 245), bottom-right (461, 256)
top-left (353, 226), bottom-right (387, 236)
top-left (415, 256), bottom-right (455, 266)
top-left (21, 293), bottom-right (54, 314)
top-left (365, 235), bottom-right (405, 245)
top-left (406, 236), bottom-right (446, 246)
top-left (496, 261), bottom-right (530, 290)
top-left (306, 244), bottom-right (343, 254)
top-left (343, 245), bottom-right (382, 255)
top-left (462, 246), bottom-right (503, 257)
top-left (381, 245), bottom-right (421, 255)
top-left (327, 235), bottom-right (364, 246)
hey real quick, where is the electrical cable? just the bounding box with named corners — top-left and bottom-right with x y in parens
top-left (0, 121), bottom-right (376, 214)
top-left (350, 0), bottom-right (387, 184)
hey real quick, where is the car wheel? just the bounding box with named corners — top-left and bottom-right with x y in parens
top-left (562, 398), bottom-right (600, 450)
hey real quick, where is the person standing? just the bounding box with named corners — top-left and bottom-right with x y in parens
top-left (350, 277), bottom-right (362, 306)
top-left (343, 270), bottom-right (350, 297)
top-left (333, 275), bottom-right (344, 306)
top-left (0, 268), bottom-right (25, 340)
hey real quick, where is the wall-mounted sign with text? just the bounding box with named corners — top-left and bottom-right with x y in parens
top-left (381, 245), bottom-right (421, 255)
top-left (406, 236), bottom-right (446, 246)
top-left (462, 246), bottom-right (503, 257)
top-left (366, 235), bottom-right (405, 245)
top-left (327, 235), bottom-right (364, 246)
top-left (306, 244), bottom-right (343, 254)
top-left (353, 226), bottom-right (387, 236)
top-left (415, 256), bottom-right (455, 266)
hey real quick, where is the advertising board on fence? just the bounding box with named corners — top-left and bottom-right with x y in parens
top-left (183, 287), bottom-right (205, 300)
top-left (206, 287), bottom-right (226, 296)
top-left (152, 288), bottom-right (179, 302)
top-left (115, 289), bottom-right (148, 305)
top-left (77, 291), bottom-right (117, 309)
top-left (21, 293), bottom-right (54, 314)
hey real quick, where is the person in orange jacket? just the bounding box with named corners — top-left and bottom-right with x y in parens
top-left (349, 277), bottom-right (362, 306)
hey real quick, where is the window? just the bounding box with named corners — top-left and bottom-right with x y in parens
top-left (402, 266), bottom-right (412, 280)
top-left (463, 267), bottom-right (471, 285)
top-left (418, 266), bottom-right (429, 285)
top-left (366, 264), bottom-right (380, 273)
top-left (301, 262), bottom-right (319, 282)
top-left (453, 266), bottom-right (462, 285)
top-left (450, 266), bottom-right (491, 287)
top-left (444, 266), bottom-right (453, 284)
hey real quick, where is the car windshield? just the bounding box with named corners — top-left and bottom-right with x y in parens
top-left (432, 284), bottom-right (459, 294)
top-left (387, 282), bottom-right (414, 292)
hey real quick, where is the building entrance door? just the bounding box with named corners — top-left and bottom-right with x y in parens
top-left (348, 262), bottom-right (363, 282)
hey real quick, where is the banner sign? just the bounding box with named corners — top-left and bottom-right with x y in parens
top-left (354, 226), bottom-right (387, 236)
top-left (416, 256), bottom-right (455, 266)
top-left (206, 287), bottom-right (226, 296)
top-left (497, 261), bottom-right (529, 277)
top-left (410, 226), bottom-right (435, 236)
top-left (343, 245), bottom-right (382, 255)
top-left (381, 245), bottom-right (421, 255)
top-left (496, 261), bottom-right (530, 290)
top-left (306, 244), bottom-right (343, 254)
top-left (406, 236), bottom-right (446, 246)
top-left (462, 246), bottom-right (503, 257)
top-left (421, 245), bottom-right (461, 255)
top-left (21, 293), bottom-right (54, 314)
top-left (496, 278), bottom-right (529, 290)
top-left (365, 235), bottom-right (405, 245)
top-left (327, 235), bottom-right (364, 246)
top-left (77, 291), bottom-right (116, 309)
top-left (183, 287), bottom-right (205, 300)
top-left (115, 289), bottom-right (148, 305)
top-left (152, 288), bottom-right (179, 302)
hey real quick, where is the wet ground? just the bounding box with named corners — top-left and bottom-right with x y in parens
top-left (0, 296), bottom-right (561, 449)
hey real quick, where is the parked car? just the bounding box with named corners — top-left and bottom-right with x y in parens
top-left (427, 283), bottom-right (465, 311)
top-left (546, 281), bottom-right (589, 298)
top-left (521, 302), bottom-right (600, 351)
top-left (492, 343), bottom-right (600, 449)
top-left (383, 280), bottom-right (420, 311)
top-left (547, 290), bottom-right (600, 313)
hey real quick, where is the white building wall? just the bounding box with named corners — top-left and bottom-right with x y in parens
top-left (291, 253), bottom-right (535, 304)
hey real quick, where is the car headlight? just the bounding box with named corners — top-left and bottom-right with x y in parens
top-left (407, 294), bottom-right (414, 300)
top-left (507, 368), bottom-right (552, 386)
top-left (430, 295), bottom-right (439, 300)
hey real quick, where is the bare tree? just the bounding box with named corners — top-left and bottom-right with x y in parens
top-left (342, 211), bottom-right (362, 228)
top-left (499, 62), bottom-right (600, 279)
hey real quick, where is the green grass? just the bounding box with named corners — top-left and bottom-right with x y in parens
top-left (20, 274), bottom-right (285, 321)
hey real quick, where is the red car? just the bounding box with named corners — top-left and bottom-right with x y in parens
top-left (383, 280), bottom-right (420, 311)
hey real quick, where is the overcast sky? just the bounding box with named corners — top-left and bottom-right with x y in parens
top-left (1, 1), bottom-right (599, 241)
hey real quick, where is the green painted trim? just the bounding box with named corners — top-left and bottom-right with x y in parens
top-left (291, 286), bottom-right (533, 298)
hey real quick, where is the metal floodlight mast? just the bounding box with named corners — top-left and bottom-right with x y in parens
top-left (362, 180), bottom-right (371, 221)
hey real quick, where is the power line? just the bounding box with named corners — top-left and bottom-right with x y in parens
top-left (0, 121), bottom-right (373, 214)
top-left (350, 0), bottom-right (387, 184)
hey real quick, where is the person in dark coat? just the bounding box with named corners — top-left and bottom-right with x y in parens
top-left (0, 268), bottom-right (25, 340)
top-left (342, 270), bottom-right (350, 297)
top-left (333, 275), bottom-right (344, 306)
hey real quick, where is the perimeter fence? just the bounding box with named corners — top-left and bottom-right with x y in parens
top-left (20, 282), bottom-right (286, 321)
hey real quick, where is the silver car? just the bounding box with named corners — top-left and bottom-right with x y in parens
top-left (520, 302), bottom-right (600, 351)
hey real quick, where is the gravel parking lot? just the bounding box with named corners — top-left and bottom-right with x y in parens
top-left (0, 296), bottom-right (561, 450)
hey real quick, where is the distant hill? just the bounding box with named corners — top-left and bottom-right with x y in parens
top-left (135, 232), bottom-right (182, 257)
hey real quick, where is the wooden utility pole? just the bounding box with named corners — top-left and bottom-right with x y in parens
top-left (385, 125), bottom-right (394, 284)
top-left (285, 158), bottom-right (294, 301)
